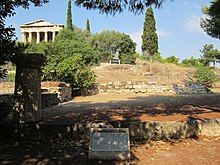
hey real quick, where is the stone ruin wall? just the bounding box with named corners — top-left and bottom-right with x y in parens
top-left (0, 81), bottom-right (72, 103)
top-left (97, 81), bottom-right (211, 94)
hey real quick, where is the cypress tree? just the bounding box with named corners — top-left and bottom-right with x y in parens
top-left (141, 7), bottom-right (158, 57)
top-left (66, 0), bottom-right (73, 30)
top-left (86, 19), bottom-right (91, 33)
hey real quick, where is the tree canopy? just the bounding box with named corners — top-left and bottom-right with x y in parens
top-left (66, 0), bottom-right (73, 30)
top-left (200, 44), bottom-right (220, 67)
top-left (201, 0), bottom-right (220, 39)
top-left (74, 0), bottom-right (169, 14)
top-left (141, 7), bottom-right (158, 57)
top-left (90, 30), bottom-right (136, 63)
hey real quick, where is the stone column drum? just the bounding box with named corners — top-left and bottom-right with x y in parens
top-left (13, 53), bottom-right (46, 123)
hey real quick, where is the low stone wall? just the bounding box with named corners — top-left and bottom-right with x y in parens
top-left (98, 81), bottom-right (174, 94)
top-left (0, 81), bottom-right (72, 102)
top-left (98, 81), bottom-right (211, 94)
top-left (1, 118), bottom-right (220, 142)
top-left (41, 82), bottom-right (72, 102)
top-left (0, 93), bottom-right (59, 111)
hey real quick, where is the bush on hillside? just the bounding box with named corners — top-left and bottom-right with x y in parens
top-left (195, 66), bottom-right (218, 87)
top-left (164, 55), bottom-right (179, 64)
top-left (181, 57), bottom-right (204, 67)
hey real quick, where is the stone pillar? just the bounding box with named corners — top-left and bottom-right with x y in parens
top-left (45, 32), bottom-right (48, 42)
top-left (21, 32), bottom-right (26, 43)
top-left (13, 53), bottom-right (46, 123)
top-left (52, 32), bottom-right (56, 41)
top-left (28, 32), bottom-right (32, 42)
top-left (37, 32), bottom-right (40, 43)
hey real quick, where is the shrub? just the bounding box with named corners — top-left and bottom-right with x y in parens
top-left (195, 66), bottom-right (218, 87)
top-left (164, 55), bottom-right (179, 64)
top-left (181, 57), bottom-right (203, 67)
top-left (119, 54), bottom-right (136, 64)
top-left (9, 72), bottom-right (15, 82)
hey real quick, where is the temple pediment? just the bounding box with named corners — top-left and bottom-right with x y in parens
top-left (20, 19), bottom-right (63, 27)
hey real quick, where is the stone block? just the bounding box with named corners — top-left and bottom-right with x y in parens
top-left (89, 128), bottom-right (130, 160)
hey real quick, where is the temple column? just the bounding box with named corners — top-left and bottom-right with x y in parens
top-left (52, 32), bottom-right (56, 41)
top-left (45, 32), bottom-right (48, 42)
top-left (28, 32), bottom-right (32, 42)
top-left (21, 32), bottom-right (26, 43)
top-left (36, 32), bottom-right (40, 43)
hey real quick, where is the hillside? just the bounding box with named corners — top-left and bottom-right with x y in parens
top-left (93, 62), bottom-right (196, 85)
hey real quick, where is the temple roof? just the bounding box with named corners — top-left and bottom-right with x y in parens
top-left (20, 19), bottom-right (64, 27)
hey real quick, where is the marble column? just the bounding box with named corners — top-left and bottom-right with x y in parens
top-left (52, 32), bottom-right (56, 41)
top-left (45, 32), bottom-right (48, 42)
top-left (28, 32), bottom-right (32, 42)
top-left (36, 32), bottom-right (40, 43)
top-left (21, 32), bottom-right (26, 43)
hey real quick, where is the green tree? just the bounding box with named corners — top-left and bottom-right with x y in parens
top-left (164, 55), bottom-right (179, 64)
top-left (66, 0), bottom-right (73, 30)
top-left (86, 19), bottom-right (91, 33)
top-left (25, 29), bottom-right (99, 93)
top-left (200, 44), bottom-right (220, 67)
top-left (90, 30), bottom-right (136, 63)
top-left (141, 7), bottom-right (158, 58)
top-left (195, 66), bottom-right (218, 87)
top-left (181, 57), bottom-right (203, 67)
top-left (201, 0), bottom-right (220, 39)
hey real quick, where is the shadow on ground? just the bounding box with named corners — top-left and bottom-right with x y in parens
top-left (41, 94), bottom-right (220, 123)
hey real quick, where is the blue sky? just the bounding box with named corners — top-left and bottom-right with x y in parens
top-left (5, 0), bottom-right (220, 60)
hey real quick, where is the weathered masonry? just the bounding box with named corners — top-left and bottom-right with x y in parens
top-left (20, 20), bottom-right (64, 43)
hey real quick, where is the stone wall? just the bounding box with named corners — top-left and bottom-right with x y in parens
top-left (0, 81), bottom-right (72, 102)
top-left (0, 93), bottom-right (59, 110)
top-left (98, 81), bottom-right (211, 94)
top-left (98, 81), bottom-right (174, 94)
top-left (41, 82), bottom-right (72, 102)
top-left (1, 118), bottom-right (220, 142)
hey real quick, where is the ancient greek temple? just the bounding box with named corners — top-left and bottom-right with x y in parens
top-left (20, 20), bottom-right (64, 43)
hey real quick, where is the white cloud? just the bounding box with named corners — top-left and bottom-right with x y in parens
top-left (157, 30), bottom-right (172, 37)
top-left (184, 15), bottom-right (203, 33)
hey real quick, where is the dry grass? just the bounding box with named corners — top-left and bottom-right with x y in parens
top-left (93, 62), bottom-right (195, 85)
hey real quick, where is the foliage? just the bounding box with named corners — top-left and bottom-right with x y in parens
top-left (86, 19), bottom-right (91, 33)
top-left (75, 0), bottom-right (168, 14)
top-left (164, 55), bottom-right (179, 64)
top-left (90, 30), bottom-right (136, 63)
top-left (119, 54), bottom-right (136, 64)
top-left (25, 29), bottom-right (99, 93)
top-left (201, 0), bottom-right (220, 39)
top-left (66, 0), bottom-right (73, 30)
top-left (152, 52), bottom-right (164, 63)
top-left (141, 7), bottom-right (158, 58)
top-left (181, 57), bottom-right (204, 67)
top-left (195, 66), bottom-right (218, 87)
top-left (9, 72), bottom-right (15, 82)
top-left (200, 44), bottom-right (220, 67)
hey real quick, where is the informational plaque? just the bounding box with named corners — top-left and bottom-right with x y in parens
top-left (89, 128), bottom-right (130, 160)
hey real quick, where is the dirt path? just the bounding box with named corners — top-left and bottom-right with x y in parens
top-left (131, 136), bottom-right (220, 165)
top-left (42, 93), bottom-right (220, 123)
